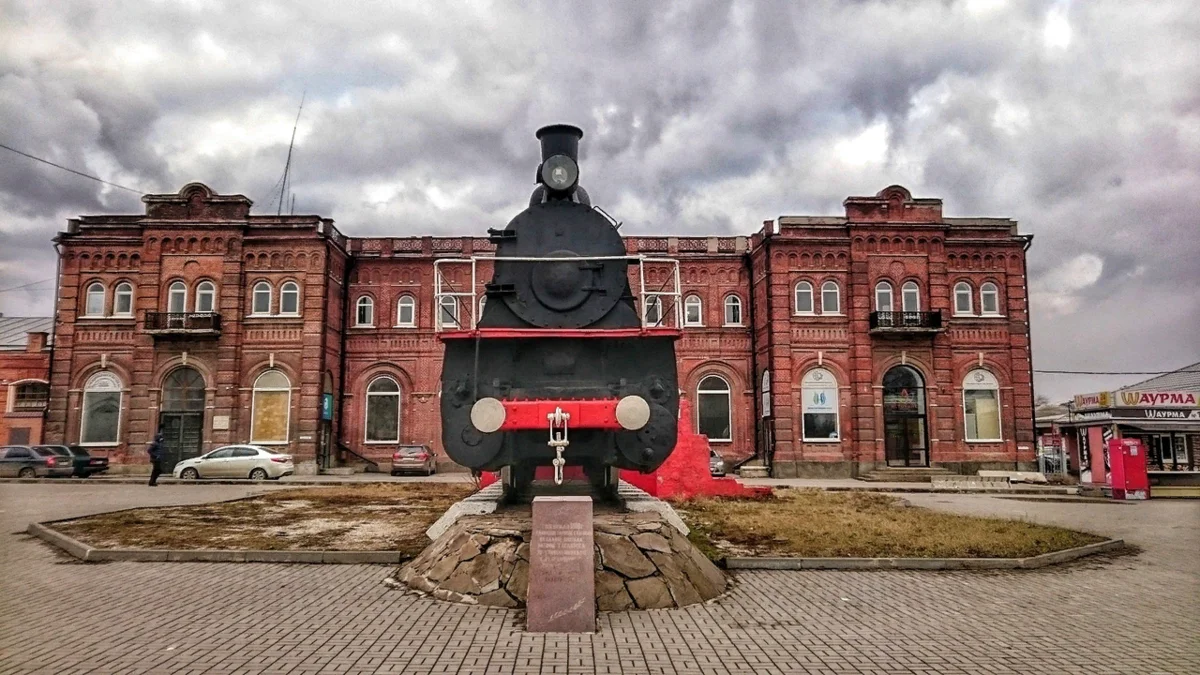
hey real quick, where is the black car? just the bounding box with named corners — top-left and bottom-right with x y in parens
top-left (35, 445), bottom-right (109, 477)
top-left (0, 446), bottom-right (75, 478)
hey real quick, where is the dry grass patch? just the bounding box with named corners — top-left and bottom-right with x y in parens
top-left (54, 483), bottom-right (472, 556)
top-left (675, 489), bottom-right (1105, 559)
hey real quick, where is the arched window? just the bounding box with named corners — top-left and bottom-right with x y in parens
top-left (252, 282), bottom-right (272, 315)
top-left (280, 281), bottom-right (300, 315)
top-left (683, 295), bottom-right (703, 327)
top-left (901, 281), bottom-right (920, 312)
top-left (167, 281), bottom-right (187, 313)
top-left (439, 296), bottom-right (460, 329)
top-left (963, 369), bottom-right (1002, 441)
top-left (821, 281), bottom-right (840, 314)
top-left (80, 371), bottom-right (122, 445)
top-left (954, 282), bottom-right (973, 315)
top-left (84, 283), bottom-right (105, 317)
top-left (875, 281), bottom-right (894, 312)
top-left (794, 281), bottom-right (814, 314)
top-left (980, 282), bottom-right (1000, 315)
top-left (883, 366), bottom-right (928, 467)
top-left (801, 368), bottom-right (839, 441)
top-left (644, 296), bottom-right (663, 327)
top-left (723, 295), bottom-right (742, 326)
top-left (396, 295), bottom-right (416, 327)
top-left (696, 375), bottom-right (732, 442)
top-left (250, 370), bottom-right (291, 444)
top-left (10, 381), bottom-right (49, 412)
top-left (113, 282), bottom-right (134, 316)
top-left (161, 367), bottom-right (206, 412)
top-left (477, 295), bottom-right (487, 326)
top-left (195, 281), bottom-right (216, 313)
top-left (355, 296), bottom-right (374, 327)
top-left (364, 376), bottom-right (401, 443)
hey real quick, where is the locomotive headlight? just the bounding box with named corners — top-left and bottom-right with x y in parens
top-left (471, 397), bottom-right (507, 433)
top-left (615, 395), bottom-right (651, 431)
top-left (540, 154), bottom-right (578, 191)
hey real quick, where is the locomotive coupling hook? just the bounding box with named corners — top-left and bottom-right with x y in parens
top-left (548, 407), bottom-right (570, 485)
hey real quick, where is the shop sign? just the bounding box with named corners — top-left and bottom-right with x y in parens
top-left (321, 393), bottom-right (335, 421)
top-left (884, 389), bottom-right (919, 412)
top-left (1117, 408), bottom-right (1200, 421)
top-left (761, 370), bottom-right (771, 418)
top-left (1073, 391), bottom-right (1113, 409)
top-left (1117, 390), bottom-right (1199, 408)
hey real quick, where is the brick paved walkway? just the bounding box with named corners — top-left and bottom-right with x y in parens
top-left (1, 484), bottom-right (1196, 674)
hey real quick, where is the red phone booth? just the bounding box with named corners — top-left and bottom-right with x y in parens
top-left (1108, 438), bottom-right (1150, 500)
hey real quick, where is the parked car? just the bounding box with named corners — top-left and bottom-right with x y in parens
top-left (35, 445), bottom-right (109, 477)
top-left (709, 448), bottom-right (727, 477)
top-left (391, 445), bottom-right (436, 476)
top-left (173, 445), bottom-right (294, 480)
top-left (0, 445), bottom-right (75, 478)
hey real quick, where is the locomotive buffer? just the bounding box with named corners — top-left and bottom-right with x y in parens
top-left (438, 124), bottom-right (682, 502)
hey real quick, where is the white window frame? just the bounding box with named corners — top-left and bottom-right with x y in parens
top-left (723, 295), bottom-right (742, 326)
top-left (364, 376), bottom-right (402, 444)
top-left (794, 281), bottom-right (814, 315)
top-left (167, 281), bottom-right (188, 314)
top-left (83, 282), bottom-right (106, 318)
top-left (644, 296), bottom-right (664, 327)
top-left (355, 296), bottom-right (375, 327)
top-left (980, 282), bottom-right (1001, 316)
top-left (821, 281), bottom-right (841, 315)
top-left (477, 295), bottom-right (487, 326)
top-left (963, 369), bottom-right (1003, 442)
top-left (438, 295), bottom-right (460, 329)
top-left (801, 368), bottom-right (840, 443)
top-left (396, 295), bottom-right (417, 327)
top-left (683, 295), bottom-right (704, 327)
top-left (250, 370), bottom-right (291, 445)
top-left (696, 375), bottom-right (733, 442)
top-left (954, 282), bottom-right (974, 316)
top-left (80, 371), bottom-right (123, 447)
top-left (875, 281), bottom-right (894, 312)
top-left (7, 379), bottom-right (50, 414)
top-left (901, 281), bottom-right (920, 312)
top-left (112, 282), bottom-right (134, 317)
top-left (252, 282), bottom-right (272, 316)
top-left (195, 281), bottom-right (216, 313)
top-left (279, 281), bottom-right (300, 316)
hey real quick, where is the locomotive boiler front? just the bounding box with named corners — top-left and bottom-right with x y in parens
top-left (438, 124), bottom-right (680, 497)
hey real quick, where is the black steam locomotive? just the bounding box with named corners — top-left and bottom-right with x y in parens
top-left (439, 125), bottom-right (680, 501)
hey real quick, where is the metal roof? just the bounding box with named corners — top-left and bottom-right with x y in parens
top-left (1119, 361), bottom-right (1200, 393)
top-left (0, 316), bottom-right (54, 350)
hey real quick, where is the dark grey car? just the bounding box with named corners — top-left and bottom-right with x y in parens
top-left (0, 446), bottom-right (75, 478)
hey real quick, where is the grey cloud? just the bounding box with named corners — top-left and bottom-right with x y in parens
top-left (1, 0), bottom-right (1198, 399)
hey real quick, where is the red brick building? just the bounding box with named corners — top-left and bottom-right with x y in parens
top-left (0, 317), bottom-right (53, 445)
top-left (39, 182), bottom-right (1034, 476)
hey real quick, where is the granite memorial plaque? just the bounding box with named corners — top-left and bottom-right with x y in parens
top-left (527, 496), bottom-right (596, 632)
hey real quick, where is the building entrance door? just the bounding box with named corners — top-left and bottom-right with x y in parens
top-left (882, 366), bottom-right (928, 467)
top-left (158, 367), bottom-right (206, 471)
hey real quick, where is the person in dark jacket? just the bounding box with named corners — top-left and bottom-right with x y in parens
top-left (147, 433), bottom-right (165, 486)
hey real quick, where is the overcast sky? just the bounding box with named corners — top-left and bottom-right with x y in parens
top-left (1, 0), bottom-right (1197, 401)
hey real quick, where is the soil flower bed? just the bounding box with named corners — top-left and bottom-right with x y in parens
top-left (673, 489), bottom-right (1105, 559)
top-left (53, 483), bottom-right (472, 557)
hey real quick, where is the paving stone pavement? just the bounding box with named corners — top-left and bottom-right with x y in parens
top-left (1, 483), bottom-right (1197, 674)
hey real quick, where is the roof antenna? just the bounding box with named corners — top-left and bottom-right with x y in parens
top-left (277, 90), bottom-right (306, 216)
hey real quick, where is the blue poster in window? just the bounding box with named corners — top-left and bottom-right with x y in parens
top-left (321, 394), bottom-right (334, 421)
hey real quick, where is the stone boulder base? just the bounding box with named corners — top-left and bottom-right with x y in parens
top-left (396, 511), bottom-right (725, 611)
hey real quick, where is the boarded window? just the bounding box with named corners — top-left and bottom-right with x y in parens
top-left (964, 370), bottom-right (1002, 441)
top-left (251, 370), bottom-right (290, 444)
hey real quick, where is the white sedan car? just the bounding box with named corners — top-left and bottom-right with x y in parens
top-left (174, 445), bottom-right (294, 480)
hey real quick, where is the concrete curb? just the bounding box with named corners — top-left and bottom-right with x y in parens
top-left (26, 522), bottom-right (404, 564)
top-left (0, 477), bottom-right (468, 486)
top-left (723, 538), bottom-right (1125, 571)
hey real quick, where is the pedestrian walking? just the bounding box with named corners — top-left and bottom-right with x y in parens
top-left (147, 432), bottom-right (165, 486)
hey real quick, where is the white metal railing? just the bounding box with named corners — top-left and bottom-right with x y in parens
top-left (433, 255), bottom-right (682, 331)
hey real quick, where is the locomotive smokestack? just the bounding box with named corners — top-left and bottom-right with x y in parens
top-left (536, 124), bottom-right (583, 163)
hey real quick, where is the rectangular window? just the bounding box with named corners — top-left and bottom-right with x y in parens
top-left (81, 391), bottom-right (121, 444)
top-left (85, 291), bottom-right (105, 317)
top-left (697, 393), bottom-right (731, 441)
top-left (802, 385), bottom-right (840, 441)
top-left (8, 428), bottom-right (31, 445)
top-left (366, 396), bottom-right (400, 442)
top-left (684, 302), bottom-right (702, 326)
top-left (13, 383), bottom-right (50, 411)
top-left (724, 301), bottom-right (741, 326)
top-left (398, 303), bottom-right (415, 326)
top-left (115, 291), bottom-right (133, 315)
top-left (251, 391), bottom-right (290, 443)
top-left (253, 288), bottom-right (271, 315)
top-left (964, 389), bottom-right (1001, 440)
